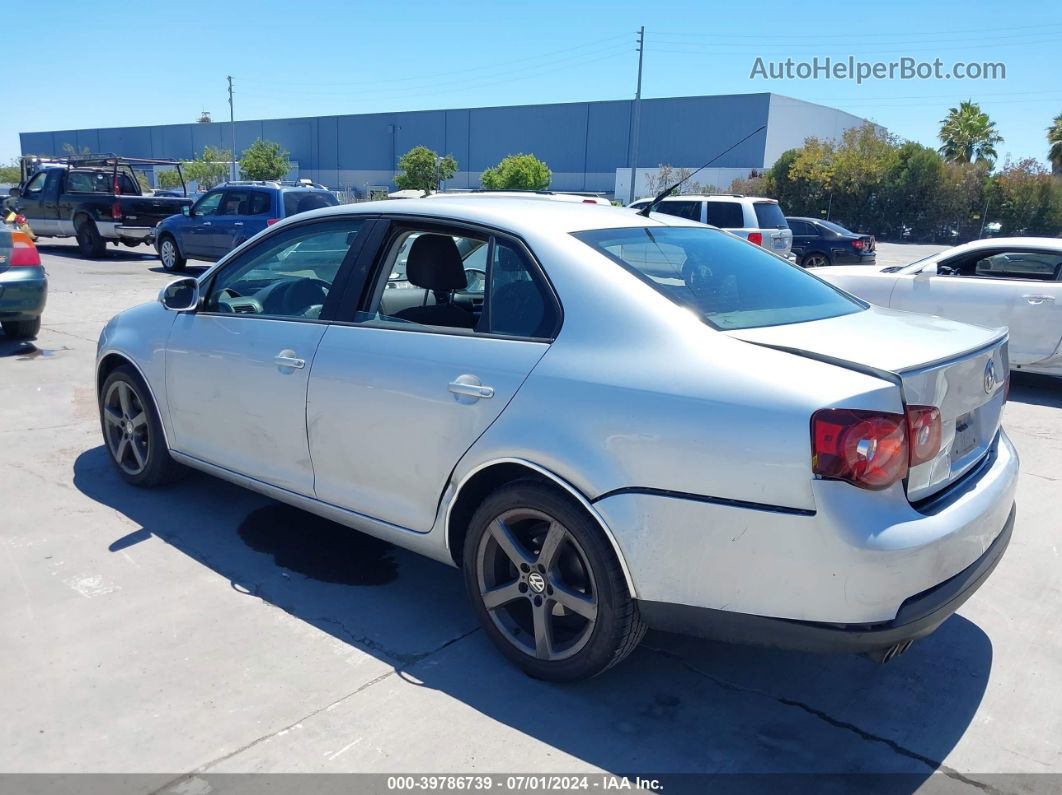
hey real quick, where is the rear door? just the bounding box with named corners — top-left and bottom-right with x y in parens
top-left (307, 220), bottom-right (558, 531)
top-left (182, 190), bottom-right (224, 258)
top-left (787, 219), bottom-right (818, 260)
top-left (892, 247), bottom-right (1062, 365)
top-left (212, 189), bottom-right (251, 255)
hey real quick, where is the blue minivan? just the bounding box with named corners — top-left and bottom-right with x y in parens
top-left (154, 182), bottom-right (339, 271)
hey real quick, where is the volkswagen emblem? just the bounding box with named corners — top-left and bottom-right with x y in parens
top-left (527, 571), bottom-right (546, 593)
top-left (983, 360), bottom-right (997, 394)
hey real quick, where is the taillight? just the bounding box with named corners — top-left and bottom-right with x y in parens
top-left (582, 199), bottom-right (598, 204)
top-left (852, 239), bottom-right (864, 250)
top-left (812, 408), bottom-right (908, 490)
top-left (111, 201), bottom-right (122, 220)
top-left (906, 405), bottom-right (942, 467)
top-left (747, 232), bottom-right (763, 245)
top-left (266, 218), bottom-right (280, 226)
top-left (9, 231), bottom-right (41, 266)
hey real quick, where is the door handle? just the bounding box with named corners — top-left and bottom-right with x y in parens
top-left (448, 379), bottom-right (494, 400)
top-left (201, 221), bottom-right (212, 226)
top-left (233, 221), bottom-right (244, 227)
top-left (1023, 294), bottom-right (1055, 304)
top-left (274, 350), bottom-right (305, 369)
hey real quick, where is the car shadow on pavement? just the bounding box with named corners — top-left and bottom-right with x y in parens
top-left (72, 445), bottom-right (993, 782)
top-left (34, 243), bottom-right (156, 262)
top-left (1009, 371), bottom-right (1062, 408)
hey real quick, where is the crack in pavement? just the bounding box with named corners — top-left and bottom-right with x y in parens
top-left (642, 646), bottom-right (1007, 795)
top-left (149, 624), bottom-right (480, 794)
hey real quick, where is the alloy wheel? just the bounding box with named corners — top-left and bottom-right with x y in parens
top-left (804, 253), bottom-right (828, 268)
top-left (160, 239), bottom-right (176, 270)
top-left (102, 381), bottom-right (150, 476)
top-left (475, 508), bottom-right (598, 662)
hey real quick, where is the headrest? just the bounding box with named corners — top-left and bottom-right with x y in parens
top-left (406, 234), bottom-right (467, 292)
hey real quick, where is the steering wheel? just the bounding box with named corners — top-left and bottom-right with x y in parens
top-left (266, 277), bottom-right (332, 315)
top-left (218, 287), bottom-right (243, 299)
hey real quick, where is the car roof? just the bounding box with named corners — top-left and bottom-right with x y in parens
top-left (284, 196), bottom-right (702, 235)
top-left (949, 237), bottom-right (1062, 252)
top-left (632, 194), bottom-right (774, 203)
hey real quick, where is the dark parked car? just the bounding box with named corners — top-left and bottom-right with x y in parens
top-left (0, 229), bottom-right (46, 339)
top-left (786, 217), bottom-right (876, 267)
top-left (8, 155), bottom-right (192, 258)
top-left (155, 181), bottom-right (340, 271)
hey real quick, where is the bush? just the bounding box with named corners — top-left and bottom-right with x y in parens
top-left (480, 153), bottom-right (551, 191)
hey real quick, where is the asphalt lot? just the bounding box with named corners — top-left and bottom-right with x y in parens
top-left (2, 239), bottom-right (1061, 786)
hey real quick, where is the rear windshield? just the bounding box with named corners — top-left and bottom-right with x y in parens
top-left (572, 226), bottom-right (864, 331)
top-left (753, 202), bottom-right (788, 229)
top-left (283, 190), bottom-right (339, 217)
top-left (819, 220), bottom-right (854, 236)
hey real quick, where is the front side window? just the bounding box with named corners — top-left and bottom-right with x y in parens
top-left (23, 172), bottom-right (47, 195)
top-left (655, 201), bottom-right (702, 222)
top-left (705, 201), bottom-right (745, 229)
top-left (193, 192), bottom-right (223, 216)
top-left (204, 219), bottom-right (365, 319)
top-left (572, 226), bottom-right (864, 331)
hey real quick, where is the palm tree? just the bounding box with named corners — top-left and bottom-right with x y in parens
top-left (938, 100), bottom-right (1003, 166)
top-left (1048, 113), bottom-right (1062, 175)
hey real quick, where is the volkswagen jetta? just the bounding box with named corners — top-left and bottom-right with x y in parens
top-left (96, 198), bottom-right (1018, 680)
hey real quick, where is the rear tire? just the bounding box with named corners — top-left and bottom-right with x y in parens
top-left (463, 480), bottom-right (645, 681)
top-left (158, 235), bottom-right (186, 272)
top-left (1, 317), bottom-right (41, 339)
top-left (99, 364), bottom-right (185, 487)
top-left (75, 218), bottom-right (106, 259)
top-left (801, 252), bottom-right (830, 268)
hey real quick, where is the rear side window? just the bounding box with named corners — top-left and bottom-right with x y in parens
top-left (248, 192), bottom-right (272, 216)
top-left (969, 251), bottom-right (1062, 281)
top-left (283, 190), bottom-right (339, 218)
top-left (655, 201), bottom-right (701, 222)
top-left (572, 226), bottom-right (864, 331)
top-left (753, 202), bottom-right (788, 229)
top-left (705, 201), bottom-right (744, 228)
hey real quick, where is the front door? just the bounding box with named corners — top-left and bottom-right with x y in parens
top-left (893, 248), bottom-right (1062, 365)
top-left (307, 224), bottom-right (560, 531)
top-left (183, 190), bottom-right (224, 259)
top-left (165, 217), bottom-right (371, 494)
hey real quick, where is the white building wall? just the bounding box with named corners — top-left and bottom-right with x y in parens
top-left (764, 95), bottom-right (878, 167)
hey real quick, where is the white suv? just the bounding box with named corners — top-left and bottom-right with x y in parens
top-left (629, 194), bottom-right (793, 256)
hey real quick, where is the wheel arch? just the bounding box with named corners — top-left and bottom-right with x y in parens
top-left (158, 229), bottom-right (185, 257)
top-left (444, 458), bottom-right (637, 596)
top-left (96, 351), bottom-right (171, 449)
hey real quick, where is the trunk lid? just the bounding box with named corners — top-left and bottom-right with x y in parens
top-left (727, 305), bottom-right (1008, 501)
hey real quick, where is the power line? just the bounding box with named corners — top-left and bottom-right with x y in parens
top-left (650, 22), bottom-right (1062, 40)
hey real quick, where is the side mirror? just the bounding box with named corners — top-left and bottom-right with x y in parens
top-left (182, 205), bottom-right (191, 217)
top-left (8, 187), bottom-right (20, 198)
top-left (159, 277), bottom-right (200, 311)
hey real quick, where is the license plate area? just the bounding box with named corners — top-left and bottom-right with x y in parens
top-left (772, 237), bottom-right (786, 249)
top-left (951, 412), bottom-right (978, 462)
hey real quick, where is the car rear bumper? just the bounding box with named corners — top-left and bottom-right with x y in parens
top-left (594, 429), bottom-right (1018, 633)
top-left (636, 502), bottom-right (1013, 654)
top-left (833, 251), bottom-right (876, 264)
top-left (0, 270), bottom-right (48, 320)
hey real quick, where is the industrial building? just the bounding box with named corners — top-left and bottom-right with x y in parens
top-left (20, 93), bottom-right (871, 199)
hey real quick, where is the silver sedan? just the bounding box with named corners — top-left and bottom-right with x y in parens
top-left (96, 198), bottom-right (1018, 680)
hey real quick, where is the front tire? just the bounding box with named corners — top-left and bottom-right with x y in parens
top-left (99, 364), bottom-right (184, 487)
top-left (76, 218), bottom-right (106, 258)
top-left (463, 480), bottom-right (645, 681)
top-left (801, 252), bottom-right (830, 268)
top-left (158, 235), bottom-right (186, 272)
top-left (2, 317), bottom-right (41, 339)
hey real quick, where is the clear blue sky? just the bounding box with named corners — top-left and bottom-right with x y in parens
top-left (4, 0), bottom-right (1060, 168)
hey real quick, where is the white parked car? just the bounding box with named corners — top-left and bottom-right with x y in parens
top-left (96, 198), bottom-right (1016, 680)
top-left (428, 190), bottom-right (611, 205)
top-left (627, 194), bottom-right (793, 256)
top-left (812, 237), bottom-right (1062, 376)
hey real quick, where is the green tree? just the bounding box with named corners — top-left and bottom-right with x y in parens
top-left (988, 158), bottom-right (1062, 236)
top-left (938, 100), bottom-right (1003, 166)
top-left (0, 159), bottom-right (20, 184)
top-left (239, 138), bottom-right (291, 181)
top-left (394, 146), bottom-right (457, 194)
top-left (879, 142), bottom-right (945, 239)
top-left (183, 146), bottom-right (232, 189)
top-left (1048, 112), bottom-right (1062, 175)
top-left (133, 170), bottom-right (153, 193)
top-left (157, 169), bottom-right (185, 189)
top-left (480, 153), bottom-right (551, 191)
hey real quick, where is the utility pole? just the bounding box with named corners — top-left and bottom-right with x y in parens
top-left (227, 76), bottom-right (237, 182)
top-left (627, 26), bottom-right (645, 204)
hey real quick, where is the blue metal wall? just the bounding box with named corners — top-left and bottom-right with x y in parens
top-left (20, 93), bottom-right (774, 192)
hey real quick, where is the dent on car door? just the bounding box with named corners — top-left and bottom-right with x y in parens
top-left (893, 249), bottom-right (1062, 364)
top-left (307, 226), bottom-right (558, 532)
top-left (163, 218), bottom-right (371, 493)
